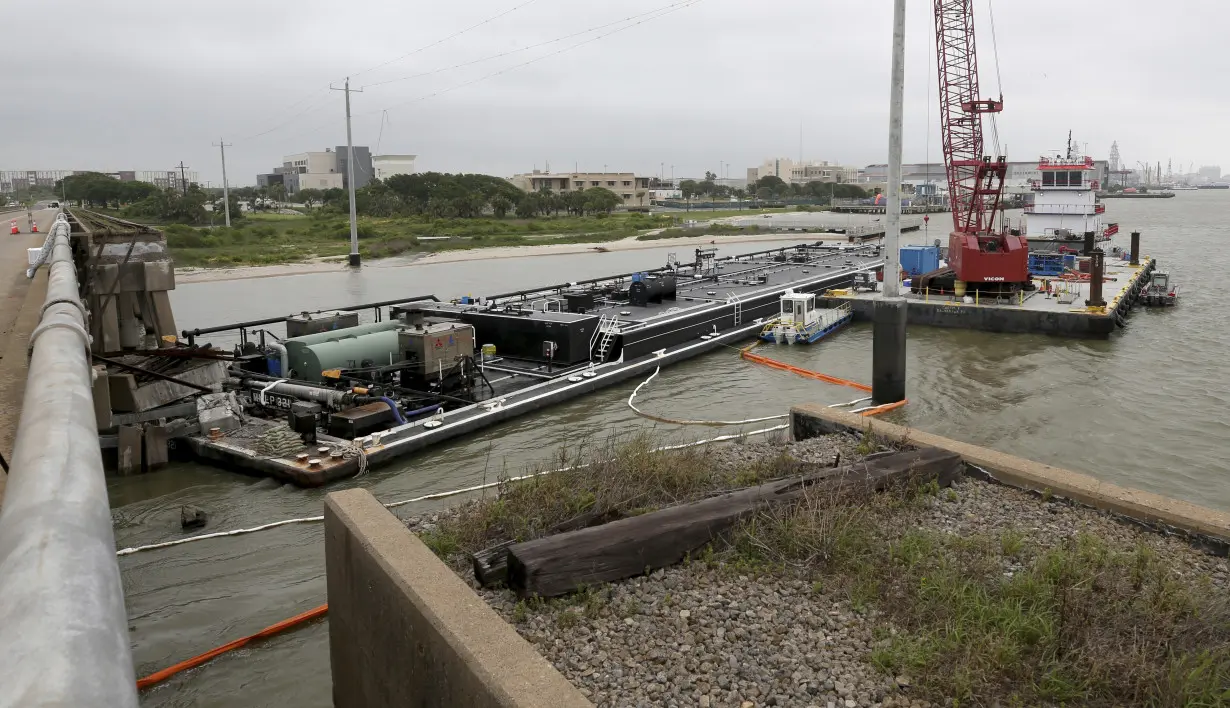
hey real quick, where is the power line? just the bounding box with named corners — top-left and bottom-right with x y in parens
top-left (232, 0), bottom-right (541, 143)
top-left (238, 90), bottom-right (336, 142)
top-left (359, 0), bottom-right (700, 90)
top-left (351, 0), bottom-right (542, 79)
top-left (358, 0), bottom-right (705, 119)
top-left (374, 111), bottom-right (389, 157)
top-left (249, 0), bottom-right (704, 146)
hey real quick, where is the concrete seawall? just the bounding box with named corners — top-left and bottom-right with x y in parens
top-left (791, 404), bottom-right (1230, 550)
top-left (324, 489), bottom-right (592, 708)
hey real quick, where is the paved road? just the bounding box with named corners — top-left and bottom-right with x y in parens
top-left (0, 209), bottom-right (58, 345)
top-left (0, 208), bottom-right (59, 496)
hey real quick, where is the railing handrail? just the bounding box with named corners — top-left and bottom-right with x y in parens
top-left (0, 214), bottom-right (139, 707)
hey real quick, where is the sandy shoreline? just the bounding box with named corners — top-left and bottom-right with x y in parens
top-left (174, 232), bottom-right (833, 284)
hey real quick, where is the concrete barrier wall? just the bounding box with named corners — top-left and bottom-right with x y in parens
top-left (791, 403), bottom-right (1230, 548)
top-left (325, 489), bottom-right (592, 708)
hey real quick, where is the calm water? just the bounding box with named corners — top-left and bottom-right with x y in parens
top-left (117, 193), bottom-right (1229, 706)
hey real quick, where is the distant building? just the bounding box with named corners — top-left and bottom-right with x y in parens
top-left (747, 158), bottom-right (862, 185)
top-left (1, 169), bottom-right (196, 193)
top-left (267, 146), bottom-right (374, 194)
top-left (140, 170), bottom-right (199, 192)
top-left (1198, 165), bottom-right (1222, 181)
top-left (278, 149), bottom-right (342, 194)
top-left (336, 145), bottom-right (374, 190)
top-left (373, 155), bottom-right (418, 181)
top-left (507, 170), bottom-right (652, 207)
top-left (256, 172), bottom-right (284, 188)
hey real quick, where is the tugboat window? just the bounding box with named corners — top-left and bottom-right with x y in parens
top-left (1055, 171), bottom-right (1069, 187)
top-left (1041, 172), bottom-right (1055, 186)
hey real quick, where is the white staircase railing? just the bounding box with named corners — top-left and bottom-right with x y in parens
top-left (591, 314), bottom-right (621, 363)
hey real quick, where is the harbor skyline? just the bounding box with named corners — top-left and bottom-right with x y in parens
top-left (4, 1), bottom-right (1228, 185)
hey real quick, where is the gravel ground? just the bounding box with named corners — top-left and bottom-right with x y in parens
top-left (409, 435), bottom-right (1230, 708)
top-left (706, 432), bottom-right (878, 474)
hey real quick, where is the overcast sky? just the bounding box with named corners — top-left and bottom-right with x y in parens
top-left (4, 0), bottom-right (1228, 185)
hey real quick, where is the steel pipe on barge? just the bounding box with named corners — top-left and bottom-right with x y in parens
top-left (0, 215), bottom-right (139, 707)
top-left (230, 378), bottom-right (351, 408)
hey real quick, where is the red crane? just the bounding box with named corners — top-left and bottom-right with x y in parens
top-left (933, 0), bottom-right (1028, 291)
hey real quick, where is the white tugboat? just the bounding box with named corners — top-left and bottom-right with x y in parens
top-left (760, 291), bottom-right (852, 345)
top-left (1023, 152), bottom-right (1118, 254)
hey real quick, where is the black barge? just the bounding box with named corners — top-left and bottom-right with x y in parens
top-left (177, 243), bottom-right (886, 485)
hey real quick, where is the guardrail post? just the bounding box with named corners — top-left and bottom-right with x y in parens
top-left (0, 215), bottom-right (138, 707)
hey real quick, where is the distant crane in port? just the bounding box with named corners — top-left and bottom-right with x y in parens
top-left (932, 0), bottom-right (1028, 293)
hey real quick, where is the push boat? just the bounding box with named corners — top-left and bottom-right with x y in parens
top-left (760, 291), bottom-right (853, 344)
top-left (1021, 154), bottom-right (1119, 254)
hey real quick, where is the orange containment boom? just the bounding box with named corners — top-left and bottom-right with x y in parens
top-left (740, 347), bottom-right (873, 393)
top-left (136, 603), bottom-right (328, 691)
top-left (857, 399), bottom-right (908, 416)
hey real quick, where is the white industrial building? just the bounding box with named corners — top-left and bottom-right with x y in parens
top-left (746, 158), bottom-right (863, 185)
top-left (373, 155), bottom-right (417, 181)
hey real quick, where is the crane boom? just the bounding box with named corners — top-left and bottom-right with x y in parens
top-left (932, 0), bottom-right (1028, 290)
top-left (934, 0), bottom-right (1003, 234)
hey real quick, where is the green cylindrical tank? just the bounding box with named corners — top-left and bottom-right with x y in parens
top-left (284, 322), bottom-right (403, 381)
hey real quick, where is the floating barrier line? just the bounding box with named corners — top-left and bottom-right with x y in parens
top-left (115, 425), bottom-right (789, 557)
top-left (853, 399), bottom-right (909, 416)
top-left (739, 347), bottom-right (873, 393)
top-left (628, 367), bottom-right (788, 426)
top-left (136, 604), bottom-right (328, 691)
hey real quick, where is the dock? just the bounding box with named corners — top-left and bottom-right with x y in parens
top-left (822, 255), bottom-right (1155, 337)
top-left (830, 204), bottom-right (949, 214)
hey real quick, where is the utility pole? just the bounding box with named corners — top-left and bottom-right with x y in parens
top-left (872, 0), bottom-right (907, 405)
top-left (175, 161), bottom-right (190, 195)
top-left (332, 77), bottom-right (363, 267)
top-left (213, 139), bottom-right (232, 227)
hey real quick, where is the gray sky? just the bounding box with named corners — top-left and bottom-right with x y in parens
top-left (5, 0), bottom-right (1228, 185)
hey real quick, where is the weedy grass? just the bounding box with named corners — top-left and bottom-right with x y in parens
top-left (423, 433), bottom-right (1230, 706)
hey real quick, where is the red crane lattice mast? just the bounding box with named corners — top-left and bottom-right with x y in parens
top-left (933, 0), bottom-right (1028, 289)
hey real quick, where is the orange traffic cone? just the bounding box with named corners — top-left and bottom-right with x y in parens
top-left (9, 220), bottom-right (17, 235)
top-left (31, 222), bottom-right (38, 233)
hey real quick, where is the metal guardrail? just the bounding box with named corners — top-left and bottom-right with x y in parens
top-left (0, 214), bottom-right (138, 707)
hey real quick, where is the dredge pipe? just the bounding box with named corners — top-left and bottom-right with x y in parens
top-left (0, 215), bottom-right (139, 707)
top-left (230, 378), bottom-right (350, 408)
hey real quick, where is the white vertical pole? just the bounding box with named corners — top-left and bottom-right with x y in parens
top-left (344, 77), bottom-right (360, 267)
top-left (882, 0), bottom-right (906, 297)
top-left (219, 139), bottom-right (232, 228)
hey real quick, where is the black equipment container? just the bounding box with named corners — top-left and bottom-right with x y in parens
top-left (328, 402), bottom-right (396, 439)
top-left (629, 274), bottom-right (676, 307)
top-left (418, 306), bottom-right (597, 365)
top-left (563, 291), bottom-right (596, 314)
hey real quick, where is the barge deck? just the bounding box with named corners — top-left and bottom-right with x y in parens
top-left (824, 255), bottom-right (1155, 337)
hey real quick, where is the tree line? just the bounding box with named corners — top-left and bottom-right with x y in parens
top-left (309, 172), bottom-right (626, 219)
top-left (674, 172), bottom-right (871, 204)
